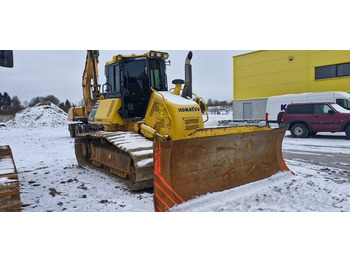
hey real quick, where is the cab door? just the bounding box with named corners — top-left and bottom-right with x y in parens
top-left (120, 58), bottom-right (150, 120)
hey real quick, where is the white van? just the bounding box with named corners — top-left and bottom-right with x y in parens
top-left (266, 91), bottom-right (350, 124)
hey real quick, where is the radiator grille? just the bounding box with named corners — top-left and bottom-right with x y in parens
top-left (184, 118), bottom-right (200, 130)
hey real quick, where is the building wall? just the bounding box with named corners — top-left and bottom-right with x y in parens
top-left (233, 50), bottom-right (350, 100)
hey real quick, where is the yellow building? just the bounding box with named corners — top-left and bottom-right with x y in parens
top-left (233, 50), bottom-right (350, 100)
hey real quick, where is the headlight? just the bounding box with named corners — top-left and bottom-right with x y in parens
top-left (149, 50), bottom-right (169, 59)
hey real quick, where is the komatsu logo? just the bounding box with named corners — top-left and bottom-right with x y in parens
top-left (178, 107), bottom-right (200, 112)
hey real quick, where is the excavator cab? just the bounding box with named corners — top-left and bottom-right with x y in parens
top-left (104, 51), bottom-right (168, 121)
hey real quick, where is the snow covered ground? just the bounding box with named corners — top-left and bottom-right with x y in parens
top-left (1, 105), bottom-right (350, 212)
top-left (1, 104), bottom-right (153, 212)
top-left (172, 131), bottom-right (350, 212)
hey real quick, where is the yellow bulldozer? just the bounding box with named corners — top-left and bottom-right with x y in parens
top-left (69, 50), bottom-right (290, 211)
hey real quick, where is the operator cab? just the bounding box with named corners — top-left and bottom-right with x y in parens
top-left (104, 51), bottom-right (168, 121)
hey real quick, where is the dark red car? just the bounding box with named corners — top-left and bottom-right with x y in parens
top-left (279, 102), bottom-right (350, 139)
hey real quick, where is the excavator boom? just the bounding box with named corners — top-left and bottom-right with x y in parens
top-left (82, 50), bottom-right (100, 116)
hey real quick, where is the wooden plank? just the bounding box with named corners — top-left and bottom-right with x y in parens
top-left (0, 173), bottom-right (18, 179)
top-left (0, 187), bottom-right (20, 198)
top-left (0, 195), bottom-right (20, 204)
top-left (0, 145), bottom-right (17, 176)
top-left (0, 145), bottom-right (21, 212)
top-left (0, 198), bottom-right (21, 212)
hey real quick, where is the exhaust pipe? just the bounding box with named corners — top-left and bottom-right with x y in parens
top-left (182, 51), bottom-right (193, 99)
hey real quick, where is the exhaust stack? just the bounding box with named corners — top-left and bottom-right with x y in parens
top-left (181, 51), bottom-right (193, 99)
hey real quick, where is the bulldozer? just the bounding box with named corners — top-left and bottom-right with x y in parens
top-left (70, 50), bottom-right (290, 211)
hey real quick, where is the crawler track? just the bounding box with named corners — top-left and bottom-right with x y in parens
top-left (75, 131), bottom-right (154, 190)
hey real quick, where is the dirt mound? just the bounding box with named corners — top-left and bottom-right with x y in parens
top-left (7, 103), bottom-right (68, 128)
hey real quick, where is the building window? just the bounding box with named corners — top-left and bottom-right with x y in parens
top-left (337, 63), bottom-right (350, 77)
top-left (315, 65), bottom-right (336, 79)
top-left (315, 62), bottom-right (350, 80)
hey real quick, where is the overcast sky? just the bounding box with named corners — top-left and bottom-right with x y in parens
top-left (0, 50), bottom-right (251, 105)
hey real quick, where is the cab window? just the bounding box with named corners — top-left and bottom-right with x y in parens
top-left (123, 59), bottom-right (148, 97)
top-left (122, 59), bottom-right (149, 118)
top-left (106, 64), bottom-right (121, 95)
top-left (149, 59), bottom-right (167, 91)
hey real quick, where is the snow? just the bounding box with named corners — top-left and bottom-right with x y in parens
top-left (159, 91), bottom-right (198, 106)
top-left (136, 158), bottom-right (153, 168)
top-left (0, 105), bottom-right (153, 211)
top-left (1, 104), bottom-right (349, 262)
top-left (0, 155), bottom-right (15, 175)
top-left (131, 149), bottom-right (153, 156)
top-left (6, 102), bottom-right (68, 128)
top-left (282, 133), bottom-right (350, 155)
top-left (0, 105), bottom-right (350, 213)
top-left (204, 111), bottom-right (233, 127)
top-left (171, 166), bottom-right (350, 212)
top-left (0, 126), bottom-right (153, 211)
top-left (0, 177), bottom-right (11, 186)
top-left (107, 132), bottom-right (153, 150)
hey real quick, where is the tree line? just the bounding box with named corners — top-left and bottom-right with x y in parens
top-left (0, 92), bottom-right (74, 115)
top-left (207, 99), bottom-right (233, 107)
top-left (1, 91), bottom-right (232, 115)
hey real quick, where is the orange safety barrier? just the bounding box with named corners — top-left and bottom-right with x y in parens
top-left (153, 143), bottom-right (184, 212)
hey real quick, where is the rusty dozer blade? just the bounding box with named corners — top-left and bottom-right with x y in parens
top-left (0, 145), bottom-right (21, 212)
top-left (153, 127), bottom-right (289, 212)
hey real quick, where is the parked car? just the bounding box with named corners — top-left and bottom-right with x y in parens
top-left (266, 91), bottom-right (350, 124)
top-left (279, 102), bottom-right (350, 139)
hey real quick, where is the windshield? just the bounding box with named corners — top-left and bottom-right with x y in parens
top-left (331, 103), bottom-right (350, 113)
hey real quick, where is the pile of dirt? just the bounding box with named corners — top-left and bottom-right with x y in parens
top-left (7, 103), bottom-right (68, 128)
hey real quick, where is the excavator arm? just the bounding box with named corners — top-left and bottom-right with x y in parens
top-left (82, 50), bottom-right (101, 116)
top-left (68, 50), bottom-right (101, 137)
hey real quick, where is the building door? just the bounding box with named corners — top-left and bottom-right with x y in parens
top-left (243, 103), bottom-right (252, 119)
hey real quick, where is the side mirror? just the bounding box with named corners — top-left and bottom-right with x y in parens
top-left (0, 50), bottom-right (14, 68)
top-left (328, 110), bottom-right (335, 114)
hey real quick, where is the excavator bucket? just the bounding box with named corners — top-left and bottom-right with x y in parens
top-left (153, 127), bottom-right (290, 212)
top-left (0, 145), bottom-right (21, 212)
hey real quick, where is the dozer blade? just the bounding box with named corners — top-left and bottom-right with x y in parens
top-left (153, 127), bottom-right (289, 212)
top-left (0, 145), bottom-right (21, 212)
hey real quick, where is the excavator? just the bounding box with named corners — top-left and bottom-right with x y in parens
top-left (69, 50), bottom-right (290, 211)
